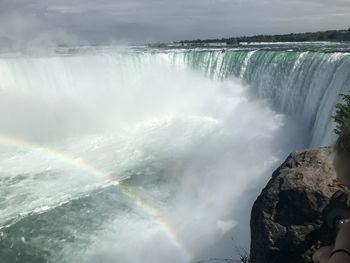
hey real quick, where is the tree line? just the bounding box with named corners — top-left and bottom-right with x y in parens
top-left (178, 28), bottom-right (350, 45)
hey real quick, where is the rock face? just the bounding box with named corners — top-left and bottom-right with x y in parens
top-left (250, 147), bottom-right (337, 263)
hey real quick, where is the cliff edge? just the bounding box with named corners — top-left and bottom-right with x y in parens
top-left (250, 147), bottom-right (337, 263)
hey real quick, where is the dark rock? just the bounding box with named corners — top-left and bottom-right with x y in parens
top-left (250, 147), bottom-right (337, 263)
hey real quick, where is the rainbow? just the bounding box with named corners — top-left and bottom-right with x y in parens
top-left (0, 134), bottom-right (192, 261)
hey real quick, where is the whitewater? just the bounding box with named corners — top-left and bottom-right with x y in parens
top-left (0, 43), bottom-right (349, 263)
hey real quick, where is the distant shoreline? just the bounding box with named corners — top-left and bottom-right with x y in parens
top-left (149, 28), bottom-right (350, 48)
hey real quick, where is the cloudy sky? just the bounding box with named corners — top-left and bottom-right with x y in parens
top-left (0, 0), bottom-right (349, 45)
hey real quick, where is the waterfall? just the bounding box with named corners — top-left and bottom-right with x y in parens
top-left (169, 50), bottom-right (350, 146)
top-left (0, 47), bottom-right (347, 262)
top-left (1, 49), bottom-right (348, 146)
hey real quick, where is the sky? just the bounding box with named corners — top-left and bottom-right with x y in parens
top-left (0, 0), bottom-right (349, 45)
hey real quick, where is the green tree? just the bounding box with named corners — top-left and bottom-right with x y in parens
top-left (333, 91), bottom-right (350, 135)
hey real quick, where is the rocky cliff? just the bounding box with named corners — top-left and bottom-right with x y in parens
top-left (250, 147), bottom-right (338, 263)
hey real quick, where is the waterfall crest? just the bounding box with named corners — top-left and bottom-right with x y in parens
top-left (170, 50), bottom-right (350, 146)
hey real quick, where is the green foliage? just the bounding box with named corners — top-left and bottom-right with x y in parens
top-left (333, 91), bottom-right (350, 135)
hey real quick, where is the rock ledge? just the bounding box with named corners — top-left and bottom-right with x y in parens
top-left (250, 147), bottom-right (336, 263)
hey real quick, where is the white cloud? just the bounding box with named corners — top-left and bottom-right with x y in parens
top-left (0, 0), bottom-right (349, 45)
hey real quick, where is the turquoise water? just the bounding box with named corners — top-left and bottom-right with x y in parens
top-left (0, 43), bottom-right (349, 263)
top-left (168, 48), bottom-right (350, 146)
